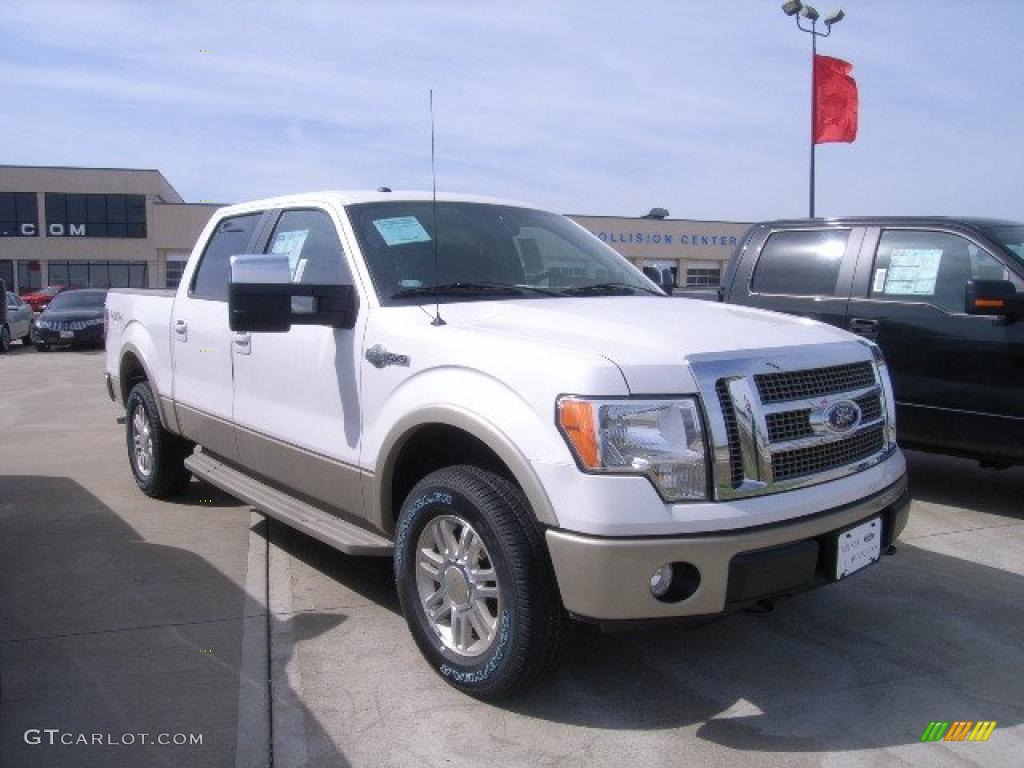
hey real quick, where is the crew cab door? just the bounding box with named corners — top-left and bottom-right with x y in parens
top-left (847, 227), bottom-right (1024, 459)
top-left (171, 211), bottom-right (265, 461)
top-left (230, 206), bottom-right (366, 517)
top-left (728, 226), bottom-right (862, 329)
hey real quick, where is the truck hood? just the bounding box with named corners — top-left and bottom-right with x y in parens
top-left (437, 296), bottom-right (862, 393)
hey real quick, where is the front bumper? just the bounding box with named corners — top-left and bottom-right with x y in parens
top-left (31, 324), bottom-right (105, 346)
top-left (546, 475), bottom-right (909, 621)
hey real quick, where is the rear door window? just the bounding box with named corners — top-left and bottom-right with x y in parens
top-left (190, 213), bottom-right (263, 301)
top-left (751, 229), bottom-right (849, 296)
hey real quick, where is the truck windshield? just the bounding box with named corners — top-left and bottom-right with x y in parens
top-left (347, 202), bottom-right (661, 304)
top-left (984, 225), bottom-right (1024, 269)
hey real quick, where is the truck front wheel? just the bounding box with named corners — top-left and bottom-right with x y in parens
top-left (125, 381), bottom-right (192, 498)
top-left (394, 465), bottom-right (565, 700)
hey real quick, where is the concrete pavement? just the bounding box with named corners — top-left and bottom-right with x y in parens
top-left (2, 348), bottom-right (1022, 767)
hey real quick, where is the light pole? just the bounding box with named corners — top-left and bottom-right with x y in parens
top-left (781, 2), bottom-right (845, 218)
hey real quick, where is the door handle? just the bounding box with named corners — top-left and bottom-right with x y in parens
top-left (174, 319), bottom-right (188, 341)
top-left (233, 332), bottom-right (251, 355)
top-left (849, 317), bottom-right (880, 338)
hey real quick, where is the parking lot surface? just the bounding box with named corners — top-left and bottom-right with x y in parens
top-left (2, 347), bottom-right (1022, 767)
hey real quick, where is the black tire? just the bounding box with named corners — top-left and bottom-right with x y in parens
top-left (34, 342), bottom-right (50, 352)
top-left (125, 381), bottom-right (193, 498)
top-left (0, 325), bottom-right (9, 353)
top-left (394, 465), bottom-right (565, 700)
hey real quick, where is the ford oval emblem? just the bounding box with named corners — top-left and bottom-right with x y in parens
top-left (824, 400), bottom-right (861, 433)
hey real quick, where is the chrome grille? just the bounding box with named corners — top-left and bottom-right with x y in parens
top-left (692, 351), bottom-right (893, 501)
top-left (715, 379), bottom-right (744, 488)
top-left (772, 425), bottom-right (885, 482)
top-left (765, 409), bottom-right (812, 443)
top-left (855, 392), bottom-right (882, 422)
top-left (754, 361), bottom-right (876, 403)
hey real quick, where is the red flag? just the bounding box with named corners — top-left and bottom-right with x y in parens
top-left (814, 54), bottom-right (858, 144)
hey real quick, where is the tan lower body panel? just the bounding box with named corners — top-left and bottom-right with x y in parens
top-left (546, 477), bottom-right (908, 621)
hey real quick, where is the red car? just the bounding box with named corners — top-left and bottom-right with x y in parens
top-left (20, 285), bottom-right (65, 313)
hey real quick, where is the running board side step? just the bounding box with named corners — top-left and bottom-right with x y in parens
top-left (185, 451), bottom-right (393, 556)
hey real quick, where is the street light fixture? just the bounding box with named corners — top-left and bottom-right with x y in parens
top-left (780, 2), bottom-right (846, 217)
top-left (825, 9), bottom-right (845, 26)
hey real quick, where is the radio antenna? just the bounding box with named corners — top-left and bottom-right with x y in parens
top-left (429, 88), bottom-right (445, 326)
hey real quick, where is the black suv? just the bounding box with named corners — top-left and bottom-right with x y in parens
top-left (720, 217), bottom-right (1024, 466)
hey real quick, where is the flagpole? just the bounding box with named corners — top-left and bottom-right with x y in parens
top-left (810, 20), bottom-right (817, 218)
top-left (783, 3), bottom-right (846, 219)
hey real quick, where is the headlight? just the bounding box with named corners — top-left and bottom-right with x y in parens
top-left (557, 396), bottom-right (708, 501)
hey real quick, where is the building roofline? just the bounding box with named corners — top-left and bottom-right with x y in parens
top-left (0, 164), bottom-right (165, 173)
top-left (566, 213), bottom-right (752, 225)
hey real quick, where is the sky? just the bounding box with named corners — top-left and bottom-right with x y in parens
top-left (2, 1), bottom-right (1021, 222)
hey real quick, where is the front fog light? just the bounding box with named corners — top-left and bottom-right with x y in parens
top-left (650, 564), bottom-right (674, 597)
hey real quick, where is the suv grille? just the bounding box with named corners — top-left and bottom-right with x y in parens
top-left (754, 361), bottom-right (876, 403)
top-left (772, 425), bottom-right (885, 482)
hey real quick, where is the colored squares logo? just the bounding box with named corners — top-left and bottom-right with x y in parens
top-left (921, 721), bottom-right (997, 742)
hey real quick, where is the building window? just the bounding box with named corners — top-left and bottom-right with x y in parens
top-left (0, 260), bottom-right (13, 291)
top-left (17, 261), bottom-right (43, 292)
top-left (47, 260), bottom-right (148, 289)
top-left (0, 192), bottom-right (39, 237)
top-left (44, 193), bottom-right (147, 238)
top-left (685, 262), bottom-right (722, 287)
top-left (164, 252), bottom-right (189, 289)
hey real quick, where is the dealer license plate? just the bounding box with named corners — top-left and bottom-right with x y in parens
top-left (835, 517), bottom-right (882, 579)
top-left (60, 331), bottom-right (74, 339)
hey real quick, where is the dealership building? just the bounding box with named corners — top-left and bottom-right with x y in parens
top-left (0, 165), bottom-right (749, 293)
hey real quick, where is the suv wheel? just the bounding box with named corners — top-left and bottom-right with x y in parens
top-left (394, 465), bottom-right (565, 700)
top-left (125, 381), bottom-right (193, 497)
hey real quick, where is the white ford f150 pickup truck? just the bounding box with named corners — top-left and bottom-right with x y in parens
top-left (105, 191), bottom-right (909, 698)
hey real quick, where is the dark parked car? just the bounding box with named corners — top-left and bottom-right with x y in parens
top-left (719, 217), bottom-right (1024, 467)
top-left (31, 288), bottom-right (108, 351)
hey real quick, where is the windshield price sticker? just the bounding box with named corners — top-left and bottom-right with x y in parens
top-left (373, 216), bottom-right (432, 246)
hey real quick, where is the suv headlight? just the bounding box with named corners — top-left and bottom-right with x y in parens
top-left (557, 396), bottom-right (708, 501)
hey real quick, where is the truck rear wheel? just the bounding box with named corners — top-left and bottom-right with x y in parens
top-left (125, 381), bottom-right (192, 498)
top-left (394, 465), bottom-right (565, 700)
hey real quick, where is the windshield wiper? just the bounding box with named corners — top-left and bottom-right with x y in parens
top-left (392, 281), bottom-right (524, 298)
top-left (558, 282), bottom-right (665, 297)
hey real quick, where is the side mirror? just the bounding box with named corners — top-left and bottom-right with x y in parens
top-left (965, 279), bottom-right (1023, 318)
top-left (228, 255), bottom-right (357, 333)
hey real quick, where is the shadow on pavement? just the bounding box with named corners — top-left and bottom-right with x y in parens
top-left (269, 471), bottom-right (1024, 754)
top-left (505, 542), bottom-right (1024, 751)
top-left (0, 475), bottom-right (349, 768)
top-left (905, 449), bottom-right (1023, 521)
